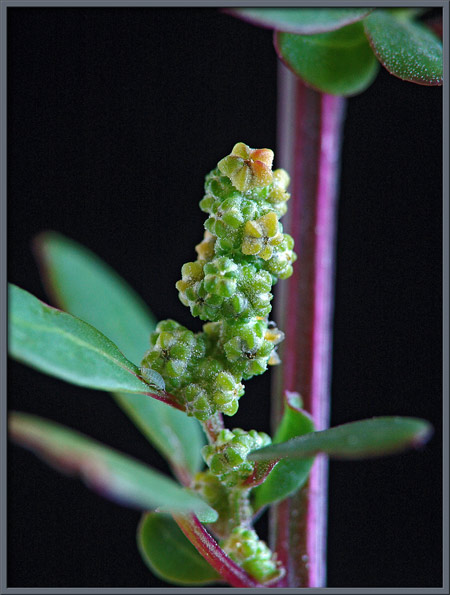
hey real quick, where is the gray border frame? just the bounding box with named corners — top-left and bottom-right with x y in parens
top-left (1, 0), bottom-right (448, 593)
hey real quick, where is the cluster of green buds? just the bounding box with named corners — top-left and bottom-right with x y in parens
top-left (139, 143), bottom-right (294, 584)
top-left (202, 428), bottom-right (271, 488)
top-left (141, 143), bottom-right (295, 421)
top-left (221, 527), bottom-right (284, 584)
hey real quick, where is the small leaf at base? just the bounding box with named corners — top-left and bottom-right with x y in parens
top-left (252, 391), bottom-right (315, 511)
top-left (137, 513), bottom-right (220, 585)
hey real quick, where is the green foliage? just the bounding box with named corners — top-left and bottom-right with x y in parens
top-left (275, 22), bottom-right (379, 96)
top-left (8, 284), bottom-right (153, 394)
top-left (253, 392), bottom-right (315, 511)
top-left (227, 8), bottom-right (373, 34)
top-left (9, 412), bottom-right (217, 522)
top-left (34, 231), bottom-right (155, 365)
top-left (364, 10), bottom-right (443, 85)
top-left (138, 513), bottom-right (220, 585)
top-left (35, 232), bottom-right (205, 476)
top-left (249, 417), bottom-right (433, 463)
top-left (231, 7), bottom-right (443, 95)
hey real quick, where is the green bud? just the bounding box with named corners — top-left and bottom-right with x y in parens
top-left (202, 428), bottom-right (271, 488)
top-left (221, 527), bottom-right (284, 584)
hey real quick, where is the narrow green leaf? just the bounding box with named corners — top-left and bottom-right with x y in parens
top-left (364, 10), bottom-right (442, 85)
top-left (112, 392), bottom-right (204, 477)
top-left (9, 412), bottom-right (217, 523)
top-left (34, 232), bottom-right (205, 476)
top-left (137, 513), bottom-right (220, 585)
top-left (34, 231), bottom-right (155, 366)
top-left (249, 417), bottom-right (433, 462)
top-left (275, 22), bottom-right (379, 96)
top-left (9, 284), bottom-right (151, 394)
top-left (252, 392), bottom-right (315, 511)
top-left (227, 8), bottom-right (373, 34)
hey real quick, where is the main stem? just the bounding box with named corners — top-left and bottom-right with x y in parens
top-left (271, 66), bottom-right (346, 587)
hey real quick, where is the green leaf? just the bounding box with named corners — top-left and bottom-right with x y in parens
top-left (9, 284), bottom-right (152, 394)
top-left (364, 10), bottom-right (442, 85)
top-left (34, 231), bottom-right (155, 365)
top-left (9, 412), bottom-right (217, 523)
top-left (252, 392), bottom-right (315, 511)
top-left (34, 232), bottom-right (205, 476)
top-left (227, 8), bottom-right (373, 34)
top-left (137, 513), bottom-right (220, 585)
top-left (249, 417), bottom-right (433, 462)
top-left (112, 392), bottom-right (204, 477)
top-left (275, 21), bottom-right (379, 96)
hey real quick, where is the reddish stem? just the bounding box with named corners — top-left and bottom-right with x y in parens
top-left (203, 411), bottom-right (225, 443)
top-left (271, 66), bottom-right (346, 587)
top-left (173, 514), bottom-right (264, 588)
top-left (141, 389), bottom-right (185, 411)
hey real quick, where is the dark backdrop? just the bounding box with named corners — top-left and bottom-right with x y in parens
top-left (7, 7), bottom-right (443, 589)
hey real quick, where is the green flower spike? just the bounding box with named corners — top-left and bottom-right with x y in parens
top-left (149, 143), bottom-right (292, 420)
top-left (221, 527), bottom-right (284, 584)
top-left (218, 142), bottom-right (274, 192)
top-left (202, 428), bottom-right (271, 488)
top-left (241, 212), bottom-right (284, 260)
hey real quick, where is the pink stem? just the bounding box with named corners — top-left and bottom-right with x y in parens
top-left (173, 514), bottom-right (264, 588)
top-left (271, 66), bottom-right (346, 587)
top-left (203, 412), bottom-right (225, 443)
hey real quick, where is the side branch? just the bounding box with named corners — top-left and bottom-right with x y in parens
top-left (173, 514), bottom-right (264, 588)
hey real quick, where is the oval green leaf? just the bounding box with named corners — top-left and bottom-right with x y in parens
top-left (364, 10), bottom-right (443, 85)
top-left (227, 8), bottom-right (373, 34)
top-left (252, 392), bottom-right (315, 511)
top-left (275, 21), bottom-right (379, 96)
top-left (138, 513), bottom-right (220, 585)
top-left (9, 284), bottom-right (152, 394)
top-left (34, 232), bottom-right (204, 476)
top-left (249, 417), bottom-right (433, 462)
top-left (9, 412), bottom-right (217, 523)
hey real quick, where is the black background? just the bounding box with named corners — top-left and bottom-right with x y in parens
top-left (7, 7), bottom-right (443, 589)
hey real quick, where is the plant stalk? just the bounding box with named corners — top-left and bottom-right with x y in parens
top-left (271, 65), bottom-right (346, 587)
